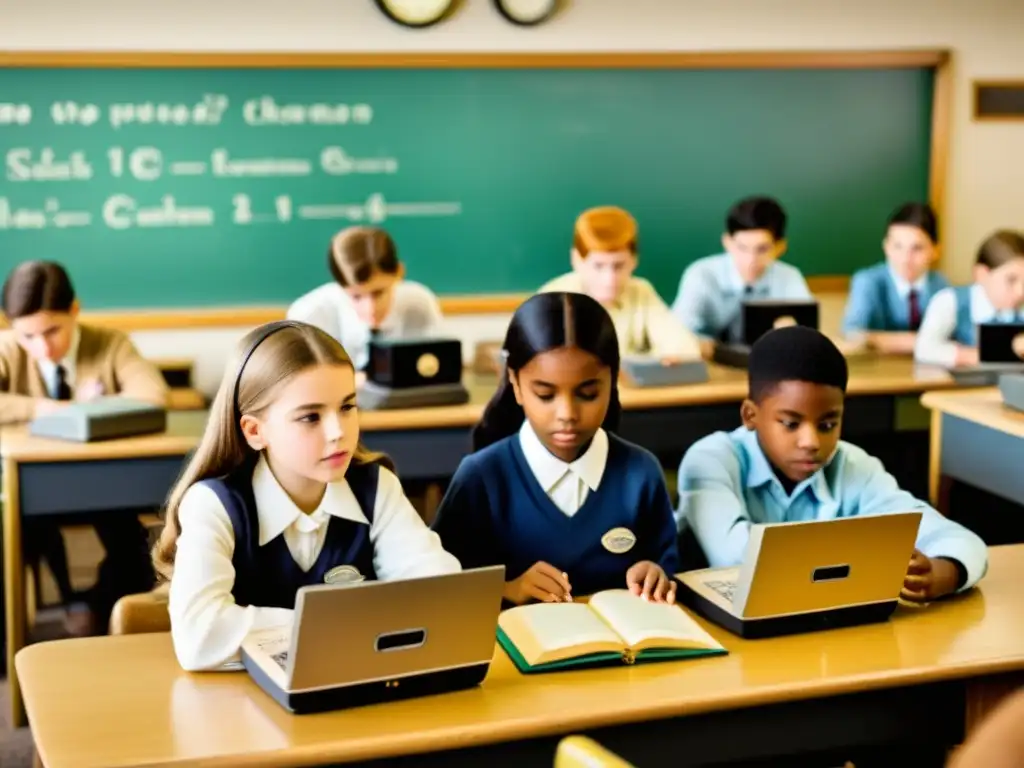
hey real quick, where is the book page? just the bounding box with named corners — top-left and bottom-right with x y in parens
top-left (499, 603), bottom-right (624, 666)
top-left (588, 590), bottom-right (723, 652)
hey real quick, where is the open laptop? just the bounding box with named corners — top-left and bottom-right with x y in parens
top-left (950, 323), bottom-right (1024, 386)
top-left (713, 299), bottom-right (820, 368)
top-left (678, 513), bottom-right (922, 638)
top-left (620, 356), bottom-right (709, 388)
top-left (240, 566), bottom-right (506, 714)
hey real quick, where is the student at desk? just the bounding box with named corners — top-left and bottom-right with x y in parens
top-left (155, 321), bottom-right (459, 672)
top-left (676, 325), bottom-right (987, 602)
top-left (287, 226), bottom-right (444, 376)
top-left (915, 229), bottom-right (1024, 367)
top-left (0, 260), bottom-right (166, 635)
top-left (671, 196), bottom-right (810, 351)
top-left (842, 202), bottom-right (949, 354)
top-left (539, 206), bottom-right (701, 362)
top-left (431, 292), bottom-right (679, 605)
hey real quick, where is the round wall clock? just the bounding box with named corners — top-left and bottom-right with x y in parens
top-left (494, 0), bottom-right (557, 26)
top-left (375, 0), bottom-right (455, 28)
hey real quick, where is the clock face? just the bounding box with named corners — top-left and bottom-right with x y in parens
top-left (375, 0), bottom-right (455, 27)
top-left (495, 0), bottom-right (557, 25)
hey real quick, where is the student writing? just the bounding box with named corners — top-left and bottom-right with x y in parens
top-left (671, 196), bottom-right (810, 349)
top-left (0, 260), bottom-right (166, 636)
top-left (677, 325), bottom-right (987, 602)
top-left (430, 292), bottom-right (679, 605)
top-left (539, 206), bottom-right (701, 362)
top-left (155, 321), bottom-right (459, 672)
top-left (287, 226), bottom-right (444, 375)
top-left (915, 229), bottom-right (1024, 367)
top-left (842, 202), bottom-right (949, 354)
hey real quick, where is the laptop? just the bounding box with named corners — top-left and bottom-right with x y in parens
top-left (678, 513), bottom-right (922, 639)
top-left (950, 322), bottom-right (1024, 386)
top-left (713, 300), bottom-right (820, 368)
top-left (359, 336), bottom-right (470, 410)
top-left (620, 356), bottom-right (709, 388)
top-left (240, 566), bottom-right (506, 714)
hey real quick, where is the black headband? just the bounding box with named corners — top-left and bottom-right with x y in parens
top-left (233, 320), bottom-right (307, 428)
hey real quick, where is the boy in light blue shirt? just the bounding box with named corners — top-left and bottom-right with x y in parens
top-left (671, 196), bottom-right (811, 351)
top-left (676, 325), bottom-right (987, 601)
top-left (842, 202), bottom-right (949, 355)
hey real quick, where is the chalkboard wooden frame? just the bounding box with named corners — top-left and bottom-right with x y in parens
top-left (0, 49), bottom-right (952, 331)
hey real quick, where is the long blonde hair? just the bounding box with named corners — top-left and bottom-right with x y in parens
top-left (152, 321), bottom-right (393, 581)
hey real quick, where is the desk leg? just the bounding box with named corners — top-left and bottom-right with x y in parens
top-left (965, 672), bottom-right (1024, 737)
top-left (3, 458), bottom-right (27, 728)
top-left (928, 409), bottom-right (942, 508)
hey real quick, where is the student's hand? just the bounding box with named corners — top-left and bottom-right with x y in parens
top-left (78, 380), bottom-right (105, 401)
top-left (867, 332), bottom-right (916, 356)
top-left (503, 562), bottom-right (572, 605)
top-left (698, 339), bottom-right (716, 361)
top-left (626, 561), bottom-right (676, 604)
top-left (33, 399), bottom-right (68, 417)
top-left (954, 345), bottom-right (980, 367)
top-left (659, 356), bottom-right (683, 366)
top-left (901, 549), bottom-right (960, 602)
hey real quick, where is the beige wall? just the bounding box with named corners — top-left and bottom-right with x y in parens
top-left (3, 0), bottom-right (1023, 392)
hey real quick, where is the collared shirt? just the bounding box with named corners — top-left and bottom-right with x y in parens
top-left (888, 267), bottom-right (928, 301)
top-left (671, 253), bottom-right (812, 340)
top-left (35, 325), bottom-right (80, 398)
top-left (518, 422), bottom-right (609, 517)
top-left (287, 280), bottom-right (444, 371)
top-left (169, 456), bottom-right (461, 671)
top-left (675, 426), bottom-right (988, 591)
top-left (914, 284), bottom-right (1024, 367)
top-left (842, 263), bottom-right (949, 335)
top-left (539, 272), bottom-right (702, 359)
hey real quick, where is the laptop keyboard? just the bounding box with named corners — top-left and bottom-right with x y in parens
top-left (271, 650), bottom-right (289, 671)
top-left (704, 579), bottom-right (737, 602)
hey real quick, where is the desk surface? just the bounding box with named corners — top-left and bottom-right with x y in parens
top-left (17, 545), bottom-right (1023, 768)
top-left (922, 388), bottom-right (1024, 439)
top-left (1, 358), bottom-right (956, 463)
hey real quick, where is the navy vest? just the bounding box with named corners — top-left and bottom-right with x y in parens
top-left (200, 461), bottom-right (380, 609)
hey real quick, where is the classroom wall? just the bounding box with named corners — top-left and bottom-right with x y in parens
top-left (3, 0), bottom-right (1023, 394)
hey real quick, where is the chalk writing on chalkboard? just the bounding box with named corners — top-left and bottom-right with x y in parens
top-left (1, 94), bottom-right (462, 231)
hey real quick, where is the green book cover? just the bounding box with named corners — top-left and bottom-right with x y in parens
top-left (497, 626), bottom-right (727, 675)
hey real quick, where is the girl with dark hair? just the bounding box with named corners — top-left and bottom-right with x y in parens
top-left (432, 292), bottom-right (679, 606)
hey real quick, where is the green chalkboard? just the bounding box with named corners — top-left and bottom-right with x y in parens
top-left (0, 66), bottom-right (933, 309)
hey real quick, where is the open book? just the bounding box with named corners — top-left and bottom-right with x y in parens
top-left (497, 589), bottom-right (727, 674)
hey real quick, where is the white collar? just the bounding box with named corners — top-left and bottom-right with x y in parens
top-left (36, 324), bottom-right (80, 376)
top-left (518, 421), bottom-right (609, 494)
top-left (252, 454), bottom-right (369, 545)
top-left (887, 267), bottom-right (927, 299)
top-left (723, 254), bottom-right (773, 294)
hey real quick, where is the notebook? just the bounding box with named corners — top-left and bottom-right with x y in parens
top-left (29, 397), bottom-right (167, 442)
top-left (241, 566), bottom-right (505, 714)
top-left (497, 589), bottom-right (726, 674)
top-left (678, 513), bottom-right (922, 638)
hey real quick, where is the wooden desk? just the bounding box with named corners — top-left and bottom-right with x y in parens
top-left (17, 545), bottom-right (1024, 768)
top-left (0, 358), bottom-right (965, 727)
top-left (922, 388), bottom-right (1024, 508)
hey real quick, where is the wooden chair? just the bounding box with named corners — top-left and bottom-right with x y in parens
top-left (108, 583), bottom-right (171, 635)
top-left (554, 736), bottom-right (635, 768)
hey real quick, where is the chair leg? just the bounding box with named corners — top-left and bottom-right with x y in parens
top-left (25, 564), bottom-right (38, 629)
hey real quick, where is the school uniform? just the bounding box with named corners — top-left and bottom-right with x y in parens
top-left (539, 272), bottom-right (701, 359)
top-left (676, 426), bottom-right (987, 590)
top-left (842, 263), bottom-right (949, 335)
top-left (914, 284), bottom-right (1024, 366)
top-left (287, 280), bottom-right (443, 371)
top-left (671, 253), bottom-right (811, 342)
top-left (430, 425), bottom-right (680, 598)
top-left (169, 455), bottom-right (460, 671)
top-left (0, 323), bottom-right (167, 631)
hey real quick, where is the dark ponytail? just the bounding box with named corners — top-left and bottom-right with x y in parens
top-left (471, 292), bottom-right (622, 452)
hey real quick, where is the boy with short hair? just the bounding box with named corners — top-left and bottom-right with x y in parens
top-left (675, 325), bottom-right (986, 602)
top-left (287, 226), bottom-right (444, 373)
top-left (672, 196), bottom-right (811, 345)
top-left (540, 205), bottom-right (701, 361)
top-left (0, 260), bottom-right (167, 634)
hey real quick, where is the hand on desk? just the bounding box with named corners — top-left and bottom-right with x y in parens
top-left (901, 549), bottom-right (960, 603)
top-left (954, 345), bottom-right (980, 367)
top-left (626, 561), bottom-right (676, 604)
top-left (77, 380), bottom-right (106, 401)
top-left (33, 398), bottom-right (68, 417)
top-left (503, 562), bottom-right (572, 605)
